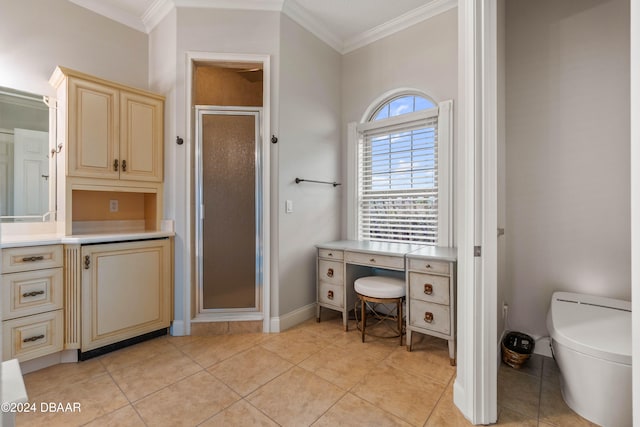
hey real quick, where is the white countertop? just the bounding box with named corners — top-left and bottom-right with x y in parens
top-left (317, 240), bottom-right (457, 261)
top-left (0, 231), bottom-right (175, 248)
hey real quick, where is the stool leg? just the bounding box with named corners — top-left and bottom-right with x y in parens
top-left (361, 298), bottom-right (366, 343)
top-left (398, 299), bottom-right (403, 346)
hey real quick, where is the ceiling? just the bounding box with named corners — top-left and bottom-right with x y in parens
top-left (68, 0), bottom-right (456, 54)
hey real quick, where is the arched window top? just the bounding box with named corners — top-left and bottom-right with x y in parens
top-left (369, 94), bottom-right (436, 121)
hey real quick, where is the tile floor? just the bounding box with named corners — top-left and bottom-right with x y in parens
top-left (16, 314), bottom-right (596, 427)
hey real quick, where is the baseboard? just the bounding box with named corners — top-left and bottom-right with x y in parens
top-left (271, 303), bottom-right (316, 333)
top-left (20, 349), bottom-right (78, 374)
top-left (170, 320), bottom-right (185, 336)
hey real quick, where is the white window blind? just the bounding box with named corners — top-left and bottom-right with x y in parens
top-left (357, 112), bottom-right (439, 245)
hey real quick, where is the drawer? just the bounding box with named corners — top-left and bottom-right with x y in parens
top-left (408, 258), bottom-right (450, 275)
top-left (318, 259), bottom-right (343, 285)
top-left (318, 281), bottom-right (344, 308)
top-left (409, 272), bottom-right (450, 305)
top-left (2, 245), bottom-right (63, 273)
top-left (2, 268), bottom-right (63, 320)
top-left (345, 251), bottom-right (404, 270)
top-left (2, 310), bottom-right (64, 362)
top-left (318, 249), bottom-right (344, 261)
top-left (409, 300), bottom-right (451, 336)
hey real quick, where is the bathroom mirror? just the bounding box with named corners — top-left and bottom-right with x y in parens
top-left (0, 86), bottom-right (55, 222)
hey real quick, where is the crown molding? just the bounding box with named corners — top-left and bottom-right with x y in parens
top-left (281, 0), bottom-right (343, 53)
top-left (174, 0), bottom-right (283, 12)
top-left (142, 0), bottom-right (175, 33)
top-left (69, 0), bottom-right (147, 32)
top-left (342, 0), bottom-right (458, 54)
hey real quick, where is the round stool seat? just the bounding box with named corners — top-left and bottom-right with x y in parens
top-left (354, 276), bottom-right (405, 299)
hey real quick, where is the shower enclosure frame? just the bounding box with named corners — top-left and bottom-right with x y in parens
top-left (194, 106), bottom-right (263, 317)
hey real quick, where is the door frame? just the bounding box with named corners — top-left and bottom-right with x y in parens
top-left (454, 0), bottom-right (498, 424)
top-left (184, 52), bottom-right (271, 334)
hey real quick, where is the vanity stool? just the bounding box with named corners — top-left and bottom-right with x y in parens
top-left (354, 276), bottom-right (405, 345)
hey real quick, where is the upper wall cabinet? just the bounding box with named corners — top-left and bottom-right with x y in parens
top-left (50, 67), bottom-right (164, 183)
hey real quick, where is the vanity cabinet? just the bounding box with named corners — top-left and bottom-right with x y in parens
top-left (80, 238), bottom-right (171, 353)
top-left (1, 245), bottom-right (64, 362)
top-left (405, 252), bottom-right (457, 365)
top-left (52, 67), bottom-right (164, 183)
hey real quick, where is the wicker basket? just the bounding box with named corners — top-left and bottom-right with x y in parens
top-left (501, 332), bottom-right (534, 369)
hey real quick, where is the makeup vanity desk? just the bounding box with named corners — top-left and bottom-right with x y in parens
top-left (316, 240), bottom-right (458, 364)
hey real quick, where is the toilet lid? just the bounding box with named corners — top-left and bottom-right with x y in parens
top-left (547, 292), bottom-right (631, 365)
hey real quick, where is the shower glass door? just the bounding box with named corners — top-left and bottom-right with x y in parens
top-left (196, 107), bottom-right (262, 313)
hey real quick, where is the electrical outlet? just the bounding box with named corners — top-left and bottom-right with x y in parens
top-left (109, 199), bottom-right (119, 213)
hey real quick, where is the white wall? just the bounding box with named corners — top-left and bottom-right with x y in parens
top-left (278, 15), bottom-right (342, 316)
top-left (0, 0), bottom-right (148, 97)
top-left (341, 8), bottom-right (458, 238)
top-left (505, 0), bottom-right (630, 337)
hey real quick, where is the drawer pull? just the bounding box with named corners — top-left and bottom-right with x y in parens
top-left (327, 268), bottom-right (334, 278)
top-left (424, 312), bottom-right (434, 323)
top-left (23, 334), bottom-right (45, 343)
top-left (327, 290), bottom-right (334, 300)
top-left (22, 290), bottom-right (45, 298)
top-left (426, 264), bottom-right (432, 269)
top-left (369, 258), bottom-right (376, 263)
top-left (328, 252), bottom-right (333, 257)
top-left (22, 256), bottom-right (44, 262)
top-left (424, 284), bottom-right (433, 295)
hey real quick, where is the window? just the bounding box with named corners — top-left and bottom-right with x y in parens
top-left (349, 93), bottom-right (452, 246)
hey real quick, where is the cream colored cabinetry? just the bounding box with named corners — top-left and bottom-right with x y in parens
top-left (80, 239), bottom-right (171, 352)
top-left (50, 66), bottom-right (165, 236)
top-left (2, 245), bottom-right (64, 362)
top-left (405, 255), bottom-right (457, 365)
top-left (54, 67), bottom-right (164, 183)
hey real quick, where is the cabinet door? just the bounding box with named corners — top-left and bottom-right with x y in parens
top-left (68, 78), bottom-right (119, 179)
top-left (120, 91), bottom-right (163, 182)
top-left (81, 239), bottom-right (171, 352)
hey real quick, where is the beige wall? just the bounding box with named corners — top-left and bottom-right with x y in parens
top-left (278, 15), bottom-right (342, 316)
top-left (0, 0), bottom-right (148, 97)
top-left (340, 8), bottom-right (458, 238)
top-left (505, 0), bottom-right (630, 337)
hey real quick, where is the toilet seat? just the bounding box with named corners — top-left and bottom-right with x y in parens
top-left (547, 292), bottom-right (631, 365)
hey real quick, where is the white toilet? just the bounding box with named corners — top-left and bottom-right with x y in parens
top-left (547, 292), bottom-right (631, 427)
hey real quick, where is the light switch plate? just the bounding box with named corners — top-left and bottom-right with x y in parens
top-left (285, 200), bottom-right (293, 213)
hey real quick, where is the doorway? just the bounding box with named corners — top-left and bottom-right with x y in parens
top-left (187, 56), bottom-right (271, 330)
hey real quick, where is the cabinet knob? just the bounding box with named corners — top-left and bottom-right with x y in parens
top-left (23, 334), bottom-right (45, 343)
top-left (327, 290), bottom-right (334, 300)
top-left (84, 255), bottom-right (91, 269)
top-left (122, 159), bottom-right (127, 172)
top-left (113, 159), bottom-right (119, 171)
top-left (426, 264), bottom-right (432, 269)
top-left (424, 284), bottom-right (433, 295)
top-left (327, 252), bottom-right (333, 257)
top-left (424, 312), bottom-right (434, 323)
top-left (22, 290), bottom-right (45, 298)
top-left (369, 258), bottom-right (376, 263)
top-left (327, 268), bottom-right (334, 278)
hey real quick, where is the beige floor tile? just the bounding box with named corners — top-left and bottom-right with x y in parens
top-left (312, 393), bottom-right (411, 427)
top-left (16, 373), bottom-right (128, 427)
top-left (108, 345), bottom-right (203, 402)
top-left (133, 371), bottom-right (240, 427)
top-left (99, 336), bottom-right (178, 372)
top-left (259, 328), bottom-right (332, 364)
top-left (22, 358), bottom-right (106, 398)
top-left (83, 404), bottom-right (146, 427)
top-left (247, 366), bottom-right (345, 427)
top-left (384, 344), bottom-right (456, 386)
top-left (299, 343), bottom-right (382, 390)
top-left (352, 364), bottom-right (445, 426)
top-left (208, 347), bottom-right (293, 396)
top-left (424, 382), bottom-right (472, 427)
top-left (200, 400), bottom-right (279, 426)
top-left (538, 379), bottom-right (598, 427)
top-left (496, 406), bottom-right (537, 426)
top-left (179, 333), bottom-right (266, 368)
top-left (497, 365), bottom-right (541, 419)
top-left (330, 329), bottom-right (399, 360)
top-left (294, 314), bottom-right (355, 339)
